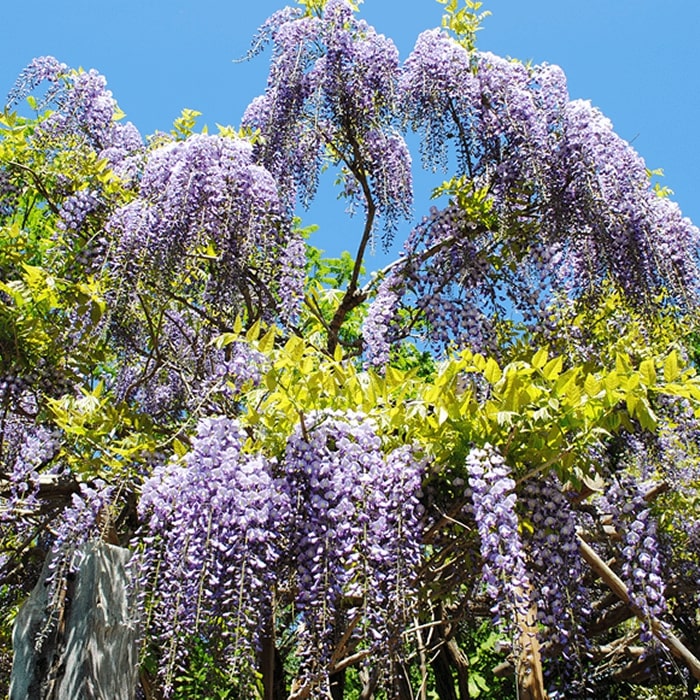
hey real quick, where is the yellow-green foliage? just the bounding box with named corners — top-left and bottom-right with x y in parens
top-left (215, 321), bottom-right (700, 493)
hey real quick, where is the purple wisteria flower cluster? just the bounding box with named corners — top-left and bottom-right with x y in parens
top-left (520, 476), bottom-right (592, 694)
top-left (197, 341), bottom-right (269, 407)
top-left (0, 171), bottom-right (20, 220)
top-left (599, 475), bottom-right (666, 640)
top-left (364, 27), bottom-right (700, 359)
top-left (8, 57), bottom-right (143, 158)
top-left (29, 480), bottom-right (116, 655)
top-left (465, 444), bottom-right (530, 626)
top-left (57, 189), bottom-right (101, 233)
top-left (654, 397), bottom-right (700, 614)
top-left (242, 0), bottom-right (413, 234)
top-left (0, 423), bottom-right (61, 521)
top-left (5, 56), bottom-right (68, 110)
top-left (137, 410), bottom-right (424, 694)
top-left (361, 274), bottom-right (402, 368)
top-left (4, 57), bottom-right (145, 287)
top-left (283, 411), bottom-right (424, 681)
top-left (108, 132), bottom-right (303, 322)
top-left (521, 477), bottom-right (588, 651)
top-left (138, 416), bottom-right (288, 688)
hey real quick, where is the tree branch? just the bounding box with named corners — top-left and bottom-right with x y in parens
top-left (577, 533), bottom-right (700, 682)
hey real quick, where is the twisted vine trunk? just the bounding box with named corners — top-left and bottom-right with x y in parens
top-left (514, 584), bottom-right (547, 700)
top-left (10, 541), bottom-right (139, 700)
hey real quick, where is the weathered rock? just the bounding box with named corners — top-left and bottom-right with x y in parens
top-left (10, 540), bottom-right (139, 700)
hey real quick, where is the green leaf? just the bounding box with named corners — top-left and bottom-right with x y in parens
top-left (664, 349), bottom-right (680, 382)
top-left (584, 374), bottom-right (602, 397)
top-left (258, 326), bottom-right (276, 354)
top-left (173, 438), bottom-right (189, 457)
top-left (484, 357), bottom-right (502, 384)
top-left (542, 355), bottom-right (563, 381)
top-left (639, 358), bottom-right (657, 386)
top-left (532, 346), bottom-right (548, 370)
top-left (246, 319), bottom-right (262, 343)
top-left (214, 332), bottom-right (238, 349)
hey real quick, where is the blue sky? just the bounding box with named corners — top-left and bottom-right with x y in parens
top-left (2, 0), bottom-right (698, 266)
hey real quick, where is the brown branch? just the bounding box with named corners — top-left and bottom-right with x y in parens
top-left (513, 581), bottom-right (547, 700)
top-left (7, 160), bottom-right (62, 217)
top-left (578, 534), bottom-right (700, 681)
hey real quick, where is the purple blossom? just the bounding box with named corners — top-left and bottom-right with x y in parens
top-left (362, 273), bottom-right (402, 367)
top-left (57, 189), bottom-right (100, 232)
top-left (599, 474), bottom-right (667, 641)
top-left (98, 121), bottom-right (145, 185)
top-left (277, 232), bottom-right (307, 324)
top-left (242, 0), bottom-right (412, 232)
top-left (6, 56), bottom-right (67, 108)
top-left (0, 424), bottom-right (61, 520)
top-left (137, 416), bottom-right (289, 689)
top-left (375, 30), bottom-right (700, 354)
top-left (109, 132), bottom-right (295, 321)
top-left (466, 444), bottom-right (530, 625)
top-left (283, 410), bottom-right (424, 682)
top-left (112, 311), bottom-right (269, 420)
top-left (521, 475), bottom-right (590, 685)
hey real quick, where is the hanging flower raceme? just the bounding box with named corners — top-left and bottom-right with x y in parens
top-left (466, 444), bottom-right (530, 625)
top-left (136, 410), bottom-right (424, 694)
top-left (7, 56), bottom-right (143, 157)
top-left (137, 416), bottom-right (289, 690)
top-left (365, 28), bottom-right (700, 359)
top-left (282, 410), bottom-right (424, 687)
top-left (600, 474), bottom-right (667, 641)
top-left (242, 0), bottom-right (413, 235)
top-left (109, 132), bottom-right (304, 322)
top-left (521, 475), bottom-right (591, 683)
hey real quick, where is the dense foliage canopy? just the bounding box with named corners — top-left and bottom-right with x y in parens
top-left (1, 1), bottom-right (699, 698)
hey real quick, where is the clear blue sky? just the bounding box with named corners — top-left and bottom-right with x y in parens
top-left (2, 1), bottom-right (698, 265)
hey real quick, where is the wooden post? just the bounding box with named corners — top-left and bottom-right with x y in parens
top-left (10, 540), bottom-right (139, 700)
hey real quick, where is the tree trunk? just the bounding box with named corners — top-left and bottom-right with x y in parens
top-left (10, 540), bottom-right (139, 700)
top-left (514, 584), bottom-right (547, 700)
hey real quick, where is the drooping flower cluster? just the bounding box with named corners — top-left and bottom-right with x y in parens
top-left (24, 479), bottom-right (116, 656)
top-left (99, 121), bottom-right (145, 186)
top-left (49, 480), bottom-right (115, 554)
top-left (466, 444), bottom-right (530, 624)
top-left (376, 203), bottom-right (498, 354)
top-left (0, 423), bottom-right (61, 519)
top-left (197, 341), bottom-right (269, 408)
top-left (57, 188), bottom-right (101, 233)
top-left (4, 57), bottom-right (144, 289)
top-left (521, 477), bottom-right (589, 659)
top-left (361, 273), bottom-right (402, 367)
top-left (138, 416), bottom-right (288, 687)
top-left (137, 410), bottom-right (424, 693)
top-left (5, 55), bottom-right (68, 109)
top-left (8, 57), bottom-right (142, 157)
top-left (0, 170), bottom-right (20, 220)
top-left (654, 397), bottom-right (700, 616)
top-left (242, 0), bottom-right (412, 234)
top-left (277, 232), bottom-right (307, 324)
top-left (365, 28), bottom-right (700, 358)
top-left (283, 411), bottom-right (424, 681)
top-left (109, 132), bottom-right (302, 322)
top-left (599, 475), bottom-right (666, 640)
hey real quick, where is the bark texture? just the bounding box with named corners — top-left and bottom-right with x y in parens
top-left (10, 541), bottom-right (138, 700)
